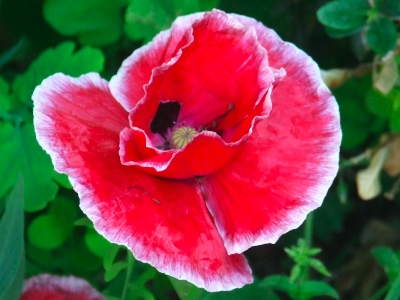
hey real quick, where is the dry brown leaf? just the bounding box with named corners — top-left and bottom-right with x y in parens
top-left (373, 55), bottom-right (398, 95)
top-left (356, 146), bottom-right (389, 200)
top-left (383, 135), bottom-right (400, 176)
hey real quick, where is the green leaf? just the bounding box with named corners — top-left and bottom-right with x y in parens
top-left (366, 89), bottom-right (393, 118)
top-left (16, 123), bottom-right (58, 211)
top-left (85, 229), bottom-right (114, 258)
top-left (52, 171), bottom-right (72, 189)
top-left (105, 261), bottom-right (128, 282)
top-left (309, 258), bottom-right (332, 277)
top-left (261, 275), bottom-right (293, 292)
top-left (12, 42), bottom-right (104, 105)
top-left (125, 0), bottom-right (219, 42)
top-left (0, 123), bottom-right (18, 199)
top-left (376, 0), bottom-right (400, 17)
top-left (366, 18), bottom-right (397, 55)
top-left (43, 0), bottom-right (124, 46)
top-left (386, 273), bottom-right (400, 300)
top-left (325, 26), bottom-right (362, 38)
top-left (290, 281), bottom-right (339, 300)
top-left (203, 280), bottom-right (275, 300)
top-left (390, 90), bottom-right (400, 132)
top-left (372, 246), bottom-right (400, 281)
top-left (27, 213), bottom-right (72, 250)
top-left (0, 77), bottom-right (12, 115)
top-left (169, 278), bottom-right (205, 300)
top-left (0, 179), bottom-right (25, 300)
top-left (317, 0), bottom-right (369, 30)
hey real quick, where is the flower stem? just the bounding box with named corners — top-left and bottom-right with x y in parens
top-left (302, 213), bottom-right (314, 282)
top-left (121, 252), bottom-right (134, 300)
top-left (304, 212), bottom-right (314, 248)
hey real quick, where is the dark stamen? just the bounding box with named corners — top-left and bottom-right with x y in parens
top-left (150, 101), bottom-right (181, 136)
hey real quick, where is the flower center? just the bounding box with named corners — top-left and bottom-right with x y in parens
top-left (171, 126), bottom-right (197, 148)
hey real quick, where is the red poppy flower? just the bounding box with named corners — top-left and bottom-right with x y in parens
top-left (20, 274), bottom-right (104, 300)
top-left (32, 10), bottom-right (340, 291)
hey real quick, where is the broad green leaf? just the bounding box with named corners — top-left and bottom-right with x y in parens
top-left (261, 275), bottom-right (293, 292)
top-left (372, 246), bottom-right (400, 281)
top-left (27, 213), bottom-right (72, 250)
top-left (203, 280), bottom-right (275, 300)
top-left (386, 273), bottom-right (400, 300)
top-left (12, 42), bottom-right (104, 105)
top-left (317, 0), bottom-right (369, 30)
top-left (390, 90), bottom-right (400, 132)
top-left (366, 18), bottom-right (397, 55)
top-left (169, 278), bottom-right (205, 300)
top-left (376, 0), bottom-right (400, 17)
top-left (85, 229), bottom-right (114, 258)
top-left (0, 179), bottom-right (25, 300)
top-left (16, 123), bottom-right (58, 211)
top-left (52, 171), bottom-right (73, 189)
top-left (0, 77), bottom-right (12, 115)
top-left (125, 0), bottom-right (219, 42)
top-left (325, 26), bottom-right (362, 38)
top-left (105, 261), bottom-right (128, 282)
top-left (43, 0), bottom-right (124, 46)
top-left (290, 281), bottom-right (339, 300)
top-left (366, 89), bottom-right (393, 118)
top-left (0, 123), bottom-right (18, 199)
top-left (49, 195), bottom-right (77, 222)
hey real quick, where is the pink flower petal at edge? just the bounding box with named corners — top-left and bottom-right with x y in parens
top-left (32, 73), bottom-right (252, 291)
top-left (201, 14), bottom-right (341, 255)
top-left (109, 13), bottom-right (204, 111)
top-left (21, 274), bottom-right (104, 300)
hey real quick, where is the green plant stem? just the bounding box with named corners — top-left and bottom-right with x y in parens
top-left (302, 213), bottom-right (314, 282)
top-left (304, 213), bottom-right (314, 248)
top-left (121, 252), bottom-right (134, 300)
top-left (368, 283), bottom-right (390, 300)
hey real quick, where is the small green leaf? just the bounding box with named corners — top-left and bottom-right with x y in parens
top-left (52, 171), bottom-right (72, 189)
top-left (366, 89), bottom-right (393, 118)
top-left (261, 275), bottom-right (293, 292)
top-left (28, 214), bottom-right (72, 250)
top-left (290, 281), bottom-right (339, 300)
top-left (0, 77), bottom-right (12, 114)
top-left (16, 123), bottom-right (58, 211)
top-left (386, 273), bottom-right (400, 300)
top-left (12, 42), bottom-right (104, 105)
top-left (125, 0), bottom-right (219, 42)
top-left (105, 261), bottom-right (128, 282)
top-left (373, 246), bottom-right (400, 281)
top-left (0, 179), bottom-right (25, 300)
top-left (43, 0), bottom-right (124, 46)
top-left (375, 0), bottom-right (400, 17)
top-left (366, 17), bottom-right (397, 55)
top-left (0, 123), bottom-right (18, 199)
top-left (85, 229), bottom-right (114, 258)
top-left (169, 278), bottom-right (204, 300)
top-left (325, 26), bottom-right (362, 38)
top-left (309, 258), bottom-right (332, 277)
top-left (317, 0), bottom-right (369, 30)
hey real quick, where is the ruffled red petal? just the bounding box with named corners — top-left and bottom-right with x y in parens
top-left (32, 73), bottom-right (252, 291)
top-left (124, 11), bottom-right (279, 144)
top-left (201, 15), bottom-right (341, 254)
top-left (21, 274), bottom-right (104, 300)
top-left (109, 13), bottom-right (203, 111)
top-left (119, 127), bottom-right (240, 178)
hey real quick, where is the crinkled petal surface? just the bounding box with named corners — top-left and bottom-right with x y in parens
top-left (201, 14), bottom-right (341, 254)
top-left (21, 274), bottom-right (104, 300)
top-left (32, 73), bottom-right (252, 292)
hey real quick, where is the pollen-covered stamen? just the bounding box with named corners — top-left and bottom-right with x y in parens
top-left (171, 126), bottom-right (198, 148)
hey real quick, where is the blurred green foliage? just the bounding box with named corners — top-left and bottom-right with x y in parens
top-left (0, 0), bottom-right (399, 299)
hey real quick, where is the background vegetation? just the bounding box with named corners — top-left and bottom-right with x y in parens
top-left (1, 0), bottom-right (400, 299)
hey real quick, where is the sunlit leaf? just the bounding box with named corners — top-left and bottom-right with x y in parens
top-left (43, 0), bottom-right (125, 46)
top-left (12, 42), bottom-right (104, 105)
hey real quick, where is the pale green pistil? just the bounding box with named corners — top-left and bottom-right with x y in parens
top-left (171, 126), bottom-right (197, 148)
